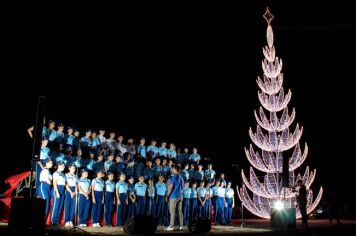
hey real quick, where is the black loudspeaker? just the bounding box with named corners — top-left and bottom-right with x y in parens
top-left (8, 198), bottom-right (46, 235)
top-left (282, 155), bottom-right (289, 188)
top-left (271, 208), bottom-right (296, 228)
top-left (188, 217), bottom-right (211, 233)
top-left (124, 215), bottom-right (157, 235)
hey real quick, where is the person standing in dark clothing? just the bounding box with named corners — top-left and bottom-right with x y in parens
top-left (329, 191), bottom-right (342, 225)
top-left (296, 180), bottom-right (308, 226)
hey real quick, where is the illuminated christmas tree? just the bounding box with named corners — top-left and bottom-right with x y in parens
top-left (237, 8), bottom-right (323, 219)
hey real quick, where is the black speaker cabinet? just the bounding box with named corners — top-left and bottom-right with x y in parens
top-left (124, 215), bottom-right (157, 235)
top-left (271, 207), bottom-right (296, 228)
top-left (8, 198), bottom-right (46, 235)
top-left (188, 217), bottom-right (211, 233)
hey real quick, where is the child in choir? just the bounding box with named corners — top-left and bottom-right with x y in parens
top-left (153, 157), bottom-right (162, 178)
top-left (36, 137), bottom-right (50, 196)
top-left (158, 141), bottom-right (168, 158)
top-left (161, 159), bottom-right (170, 178)
top-left (205, 182), bottom-right (213, 218)
top-left (91, 170), bottom-right (105, 227)
top-left (188, 147), bottom-right (201, 164)
top-left (104, 152), bottom-right (115, 173)
top-left (190, 182), bottom-right (198, 221)
top-left (51, 161), bottom-right (66, 225)
top-left (125, 159), bottom-right (135, 178)
top-left (54, 123), bottom-right (65, 145)
top-left (127, 176), bottom-right (136, 219)
top-left (155, 175), bottom-right (167, 225)
top-left (116, 173), bottom-right (129, 226)
top-left (167, 143), bottom-right (177, 159)
top-left (195, 164), bottom-right (205, 182)
top-left (104, 172), bottom-right (116, 227)
top-left (180, 164), bottom-right (190, 182)
top-left (182, 182), bottom-right (191, 225)
top-left (65, 126), bottom-right (75, 148)
top-left (147, 140), bottom-right (158, 158)
top-left (38, 158), bottom-right (53, 218)
top-left (93, 153), bottom-right (105, 173)
top-left (205, 163), bottom-right (216, 183)
top-left (146, 178), bottom-right (156, 217)
top-left (188, 164), bottom-right (196, 181)
top-left (78, 169), bottom-right (91, 227)
top-left (197, 180), bottom-right (207, 217)
top-left (143, 159), bottom-right (154, 180)
top-left (134, 176), bottom-right (147, 215)
top-left (137, 137), bottom-right (146, 159)
top-left (214, 181), bottom-right (226, 225)
top-left (224, 181), bottom-right (235, 225)
top-left (64, 164), bottom-right (78, 227)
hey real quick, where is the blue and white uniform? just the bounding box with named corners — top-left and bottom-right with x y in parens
top-left (214, 187), bottom-right (226, 225)
top-left (127, 183), bottom-right (135, 219)
top-left (134, 182), bottom-right (147, 215)
top-left (158, 147), bottom-right (168, 157)
top-left (182, 187), bottom-right (191, 225)
top-left (78, 178), bottom-right (91, 225)
top-left (224, 187), bottom-right (234, 224)
top-left (155, 181), bottom-right (167, 224)
top-left (146, 185), bottom-right (156, 216)
top-left (167, 149), bottom-right (177, 159)
top-left (39, 168), bottom-right (52, 217)
top-left (64, 173), bottom-right (78, 224)
top-left (190, 188), bottom-right (198, 220)
top-left (205, 169), bottom-right (216, 183)
top-left (36, 146), bottom-right (51, 196)
top-left (104, 180), bottom-right (115, 225)
top-left (116, 180), bottom-right (129, 226)
top-left (189, 153), bottom-right (201, 163)
top-left (137, 144), bottom-right (146, 158)
top-left (51, 171), bottom-right (66, 225)
top-left (197, 187), bottom-right (207, 217)
top-left (180, 169), bottom-right (190, 182)
top-left (146, 145), bottom-right (158, 158)
top-left (91, 178), bottom-right (104, 225)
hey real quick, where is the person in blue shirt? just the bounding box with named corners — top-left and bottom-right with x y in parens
top-left (91, 169), bottom-right (105, 227)
top-left (47, 120), bottom-right (57, 149)
top-left (214, 181), bottom-right (226, 225)
top-left (51, 144), bottom-right (65, 165)
top-left (224, 181), bottom-right (235, 225)
top-left (36, 137), bottom-right (51, 196)
top-left (195, 164), bottom-right (205, 182)
top-left (161, 159), bottom-right (170, 178)
top-left (190, 182), bottom-right (198, 222)
top-left (112, 154), bottom-right (126, 175)
top-left (85, 152), bottom-right (96, 178)
top-left (54, 123), bottom-right (65, 146)
top-left (158, 141), bottom-right (168, 158)
top-left (116, 173), bottom-right (129, 226)
top-left (219, 173), bottom-right (226, 185)
top-left (116, 135), bottom-right (127, 155)
top-left (204, 182), bottom-right (213, 218)
top-left (143, 159), bottom-right (154, 181)
top-left (153, 157), bottom-right (162, 178)
top-left (106, 132), bottom-right (117, 154)
top-left (51, 161), bottom-right (66, 225)
top-left (137, 137), bottom-right (146, 159)
top-left (72, 129), bottom-right (81, 153)
top-left (197, 181), bottom-right (207, 217)
top-left (180, 164), bottom-right (190, 182)
top-left (98, 129), bottom-right (106, 149)
top-left (64, 164), bottom-right (78, 227)
top-left (126, 138), bottom-right (136, 157)
top-left (182, 182), bottom-right (191, 226)
top-left (127, 176), bottom-right (136, 219)
top-left (104, 152), bottom-right (115, 173)
top-left (65, 126), bottom-right (75, 148)
top-left (72, 148), bottom-right (84, 171)
top-left (133, 155), bottom-right (144, 180)
top-left (155, 175), bottom-right (167, 225)
top-left (104, 172), bottom-right (116, 226)
top-left (94, 153), bottom-right (105, 173)
top-left (205, 163), bottom-right (216, 183)
top-left (167, 143), bottom-right (177, 159)
top-left (146, 178), bottom-right (156, 217)
top-left (165, 165), bottom-right (184, 231)
top-left (90, 131), bottom-right (101, 156)
top-left (188, 164), bottom-right (196, 181)
top-left (38, 158), bottom-right (53, 218)
top-left (146, 140), bottom-right (158, 159)
top-left (167, 159), bottom-right (175, 177)
top-left (178, 147), bottom-right (189, 165)
top-left (80, 129), bottom-right (92, 158)
top-left (134, 176), bottom-right (147, 215)
top-left (125, 159), bottom-right (135, 178)
top-left (189, 147), bottom-right (201, 164)
top-left (78, 169), bottom-right (91, 227)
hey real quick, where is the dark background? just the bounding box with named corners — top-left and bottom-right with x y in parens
top-left (1, 1), bottom-right (356, 217)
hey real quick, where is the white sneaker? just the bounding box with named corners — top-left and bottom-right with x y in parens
top-left (92, 223), bottom-right (98, 227)
top-left (64, 222), bottom-right (70, 227)
top-left (83, 224), bottom-right (87, 227)
top-left (179, 226), bottom-right (184, 231)
top-left (165, 225), bottom-right (174, 231)
top-left (69, 221), bottom-right (74, 226)
top-left (97, 223), bottom-right (101, 228)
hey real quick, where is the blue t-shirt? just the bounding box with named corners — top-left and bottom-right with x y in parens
top-left (169, 174), bottom-right (184, 199)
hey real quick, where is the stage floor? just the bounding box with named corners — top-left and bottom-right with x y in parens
top-left (0, 219), bottom-right (355, 235)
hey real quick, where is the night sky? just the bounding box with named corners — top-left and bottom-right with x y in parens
top-left (2, 1), bottom-right (356, 216)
